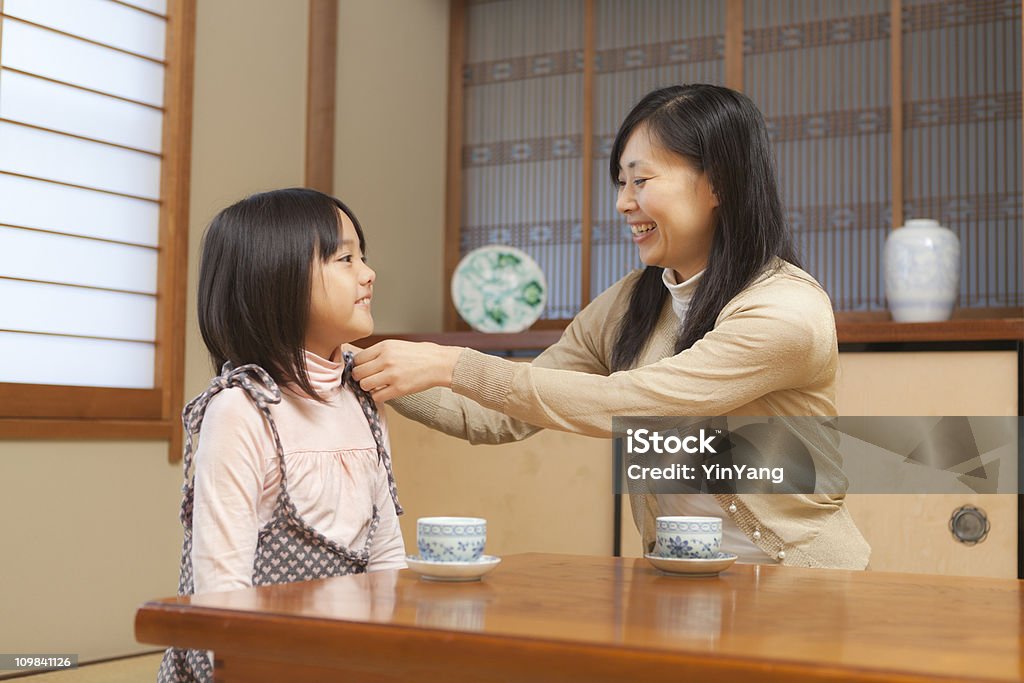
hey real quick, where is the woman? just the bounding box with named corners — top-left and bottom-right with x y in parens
top-left (352, 84), bottom-right (870, 569)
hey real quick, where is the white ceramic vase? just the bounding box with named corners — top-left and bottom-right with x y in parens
top-left (884, 218), bottom-right (961, 322)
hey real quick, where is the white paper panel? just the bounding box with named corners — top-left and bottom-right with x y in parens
top-left (0, 19), bottom-right (165, 106)
top-left (0, 227), bottom-right (158, 293)
top-left (115, 0), bottom-right (168, 16)
top-left (0, 331), bottom-right (155, 388)
top-left (4, 0), bottom-right (166, 60)
top-left (0, 279), bottom-right (156, 341)
top-left (0, 121), bottom-right (161, 199)
top-left (0, 174), bottom-right (159, 246)
top-left (0, 70), bottom-right (163, 153)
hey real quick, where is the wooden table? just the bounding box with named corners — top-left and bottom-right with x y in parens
top-left (136, 553), bottom-right (1023, 682)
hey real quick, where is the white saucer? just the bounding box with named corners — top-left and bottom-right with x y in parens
top-left (644, 552), bottom-right (738, 577)
top-left (405, 555), bottom-right (502, 582)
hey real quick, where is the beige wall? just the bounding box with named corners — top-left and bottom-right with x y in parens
top-left (0, 0), bottom-right (310, 666)
top-left (334, 0), bottom-right (450, 333)
top-left (183, 0), bottom-right (310, 400)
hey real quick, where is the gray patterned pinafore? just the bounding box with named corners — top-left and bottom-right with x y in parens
top-left (157, 354), bottom-right (402, 682)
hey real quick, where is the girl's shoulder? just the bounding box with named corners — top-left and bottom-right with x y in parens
top-left (202, 385), bottom-right (260, 416)
top-left (194, 382), bottom-right (277, 437)
top-left (185, 382), bottom-right (279, 468)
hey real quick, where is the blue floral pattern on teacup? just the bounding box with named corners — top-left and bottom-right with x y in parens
top-left (655, 517), bottom-right (722, 559)
top-left (658, 536), bottom-right (721, 559)
top-left (418, 538), bottom-right (487, 563)
top-left (417, 519), bottom-right (487, 562)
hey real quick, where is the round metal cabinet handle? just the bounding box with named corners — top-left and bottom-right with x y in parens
top-left (949, 505), bottom-right (990, 546)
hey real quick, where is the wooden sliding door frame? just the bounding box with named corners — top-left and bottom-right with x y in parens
top-left (444, 0), bottom-right (467, 331)
top-left (890, 0), bottom-right (904, 230)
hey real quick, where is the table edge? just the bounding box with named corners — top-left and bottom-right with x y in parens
top-left (134, 598), bottom-right (1015, 683)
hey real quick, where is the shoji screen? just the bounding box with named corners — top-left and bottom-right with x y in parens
top-left (450, 0), bottom-right (1021, 326)
top-left (591, 0), bottom-right (725, 296)
top-left (745, 0), bottom-right (1021, 313)
top-left (903, 0), bottom-right (1022, 310)
top-left (461, 0), bottom-right (585, 321)
top-left (457, 0), bottom-right (724, 323)
top-left (0, 0), bottom-right (166, 389)
top-left (744, 1), bottom-right (892, 312)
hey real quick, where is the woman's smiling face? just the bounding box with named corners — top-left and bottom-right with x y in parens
top-left (615, 125), bottom-right (719, 281)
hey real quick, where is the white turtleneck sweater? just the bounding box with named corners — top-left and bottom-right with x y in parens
top-left (191, 349), bottom-right (406, 594)
top-left (659, 268), bottom-right (775, 564)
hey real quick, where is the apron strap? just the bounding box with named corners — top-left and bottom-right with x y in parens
top-left (180, 362), bottom-right (288, 503)
top-left (342, 351), bottom-right (403, 516)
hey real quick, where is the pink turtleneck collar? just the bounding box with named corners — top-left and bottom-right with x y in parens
top-left (301, 347), bottom-right (345, 397)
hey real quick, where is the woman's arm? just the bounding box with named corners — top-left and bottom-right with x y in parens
top-left (358, 283), bottom-right (620, 444)
top-left (449, 288), bottom-right (833, 436)
top-left (357, 277), bottom-right (834, 438)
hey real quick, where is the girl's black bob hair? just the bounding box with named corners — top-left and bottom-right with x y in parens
top-left (197, 187), bottom-right (365, 401)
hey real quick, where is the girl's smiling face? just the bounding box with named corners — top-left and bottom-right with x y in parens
top-left (615, 125), bottom-right (719, 281)
top-left (305, 210), bottom-right (375, 359)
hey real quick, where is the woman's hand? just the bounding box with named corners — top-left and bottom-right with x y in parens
top-left (351, 340), bottom-right (464, 402)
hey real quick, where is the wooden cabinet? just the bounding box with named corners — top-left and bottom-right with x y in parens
top-left (838, 349), bottom-right (1019, 578)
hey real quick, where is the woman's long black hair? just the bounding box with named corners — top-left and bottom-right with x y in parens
top-left (608, 84), bottom-right (800, 371)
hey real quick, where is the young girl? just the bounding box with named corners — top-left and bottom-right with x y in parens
top-left (159, 188), bottom-right (404, 682)
top-left (352, 84), bottom-right (870, 570)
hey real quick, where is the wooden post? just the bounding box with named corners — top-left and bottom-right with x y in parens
top-left (443, 0), bottom-right (466, 330)
top-left (890, 0), bottom-right (904, 230)
top-left (305, 0), bottom-right (338, 193)
top-left (159, 0), bottom-right (197, 461)
top-left (725, 0), bottom-right (743, 90)
top-left (581, 0), bottom-right (594, 307)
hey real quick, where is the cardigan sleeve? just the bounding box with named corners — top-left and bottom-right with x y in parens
top-left (191, 389), bottom-right (272, 593)
top-left (386, 272), bottom-right (632, 444)
top-left (448, 277), bottom-right (835, 438)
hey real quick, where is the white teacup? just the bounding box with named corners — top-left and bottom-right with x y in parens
top-left (655, 516), bottom-right (722, 559)
top-left (417, 517), bottom-right (486, 562)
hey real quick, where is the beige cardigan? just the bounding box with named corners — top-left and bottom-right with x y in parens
top-left (392, 260), bottom-right (870, 569)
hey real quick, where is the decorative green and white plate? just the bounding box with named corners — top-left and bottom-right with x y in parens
top-left (450, 245), bottom-right (547, 333)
